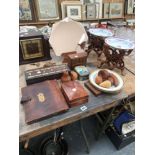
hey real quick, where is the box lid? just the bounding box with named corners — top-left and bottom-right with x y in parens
top-left (21, 80), bottom-right (69, 124)
top-left (61, 81), bottom-right (88, 102)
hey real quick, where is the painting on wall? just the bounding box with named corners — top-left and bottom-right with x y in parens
top-left (109, 3), bottom-right (123, 18)
top-left (104, 3), bottom-right (110, 18)
top-left (127, 0), bottom-right (134, 14)
top-left (36, 0), bottom-right (59, 20)
top-left (86, 4), bottom-right (96, 19)
top-left (19, 0), bottom-right (33, 21)
top-left (67, 5), bottom-right (82, 20)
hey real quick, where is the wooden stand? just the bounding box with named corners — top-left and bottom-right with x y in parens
top-left (99, 44), bottom-right (133, 75)
top-left (86, 31), bottom-right (104, 57)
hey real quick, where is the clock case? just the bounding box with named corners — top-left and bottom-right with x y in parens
top-left (19, 29), bottom-right (51, 65)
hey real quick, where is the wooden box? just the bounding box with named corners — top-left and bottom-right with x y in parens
top-left (19, 29), bottom-right (51, 65)
top-left (68, 52), bottom-right (87, 69)
top-left (25, 63), bottom-right (69, 85)
top-left (21, 80), bottom-right (69, 124)
top-left (61, 81), bottom-right (89, 107)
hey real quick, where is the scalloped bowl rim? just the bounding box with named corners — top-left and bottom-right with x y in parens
top-left (89, 69), bottom-right (124, 93)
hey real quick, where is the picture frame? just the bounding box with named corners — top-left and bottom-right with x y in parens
top-left (103, 3), bottom-right (110, 19)
top-left (95, 0), bottom-right (103, 19)
top-left (95, 2), bottom-right (100, 19)
top-left (109, 3), bottom-right (123, 18)
top-left (66, 5), bottom-right (82, 20)
top-left (81, 0), bottom-right (95, 4)
top-left (35, 0), bottom-right (59, 21)
top-left (127, 0), bottom-right (134, 14)
top-left (86, 4), bottom-right (96, 19)
top-left (19, 0), bottom-right (35, 22)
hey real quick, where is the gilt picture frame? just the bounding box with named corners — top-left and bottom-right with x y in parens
top-left (109, 3), bottom-right (123, 18)
top-left (35, 0), bottom-right (59, 21)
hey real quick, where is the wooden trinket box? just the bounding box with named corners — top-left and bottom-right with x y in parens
top-left (68, 52), bottom-right (87, 69)
top-left (21, 80), bottom-right (69, 124)
top-left (61, 81), bottom-right (89, 107)
top-left (19, 29), bottom-right (51, 65)
top-left (25, 63), bottom-right (69, 85)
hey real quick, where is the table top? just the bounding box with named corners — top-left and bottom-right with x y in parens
top-left (19, 27), bottom-right (135, 142)
top-left (105, 37), bottom-right (135, 50)
top-left (19, 61), bottom-right (134, 142)
top-left (88, 28), bottom-right (114, 38)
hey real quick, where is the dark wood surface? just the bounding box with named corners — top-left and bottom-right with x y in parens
top-left (19, 27), bottom-right (135, 142)
top-left (21, 80), bottom-right (69, 124)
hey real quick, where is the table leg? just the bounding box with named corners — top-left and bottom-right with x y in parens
top-left (80, 120), bottom-right (90, 154)
top-left (95, 104), bottom-right (117, 140)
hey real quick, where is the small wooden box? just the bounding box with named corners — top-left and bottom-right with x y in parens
top-left (61, 81), bottom-right (89, 107)
top-left (68, 52), bottom-right (87, 69)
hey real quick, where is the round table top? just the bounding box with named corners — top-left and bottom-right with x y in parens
top-left (105, 37), bottom-right (135, 50)
top-left (88, 28), bottom-right (114, 38)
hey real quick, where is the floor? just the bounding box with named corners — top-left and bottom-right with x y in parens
top-left (21, 115), bottom-right (134, 155)
top-left (63, 116), bottom-right (135, 155)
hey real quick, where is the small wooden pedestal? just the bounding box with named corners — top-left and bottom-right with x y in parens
top-left (99, 44), bottom-right (133, 75)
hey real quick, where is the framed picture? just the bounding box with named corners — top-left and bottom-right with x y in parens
top-left (81, 0), bottom-right (95, 4)
top-left (95, 3), bottom-right (100, 18)
top-left (127, 0), bottom-right (134, 14)
top-left (86, 4), bottom-right (96, 19)
top-left (35, 0), bottom-right (59, 21)
top-left (66, 5), bottom-right (82, 20)
top-left (95, 0), bottom-right (103, 18)
top-left (19, 0), bottom-right (34, 22)
top-left (109, 3), bottom-right (123, 18)
top-left (103, 3), bottom-right (110, 18)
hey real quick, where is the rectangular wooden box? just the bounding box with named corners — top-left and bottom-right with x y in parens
top-left (21, 80), bottom-right (69, 124)
top-left (61, 81), bottom-right (89, 107)
top-left (68, 52), bottom-right (87, 69)
top-left (25, 63), bottom-right (69, 85)
top-left (19, 29), bottom-right (51, 65)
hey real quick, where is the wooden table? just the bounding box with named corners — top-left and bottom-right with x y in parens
top-left (19, 27), bottom-right (135, 142)
top-left (19, 62), bottom-right (134, 142)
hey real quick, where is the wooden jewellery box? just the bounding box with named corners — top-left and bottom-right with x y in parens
top-left (25, 63), bottom-right (69, 85)
top-left (21, 80), bottom-right (69, 124)
top-left (61, 81), bottom-right (89, 107)
top-left (68, 52), bottom-right (87, 69)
